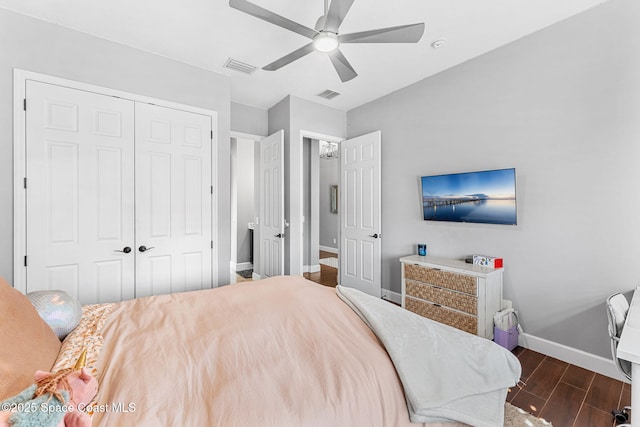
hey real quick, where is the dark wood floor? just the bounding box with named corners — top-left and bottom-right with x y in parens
top-left (303, 250), bottom-right (337, 287)
top-left (509, 347), bottom-right (629, 427)
top-left (241, 255), bottom-right (630, 427)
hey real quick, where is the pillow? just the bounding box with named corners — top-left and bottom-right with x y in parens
top-left (27, 290), bottom-right (82, 340)
top-left (0, 277), bottom-right (61, 400)
top-left (52, 303), bottom-right (115, 378)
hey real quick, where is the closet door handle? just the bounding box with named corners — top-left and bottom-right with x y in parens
top-left (138, 245), bottom-right (155, 253)
top-left (115, 246), bottom-right (132, 254)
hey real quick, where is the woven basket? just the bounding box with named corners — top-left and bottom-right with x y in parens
top-left (406, 279), bottom-right (478, 315)
top-left (404, 264), bottom-right (477, 296)
top-left (405, 296), bottom-right (477, 335)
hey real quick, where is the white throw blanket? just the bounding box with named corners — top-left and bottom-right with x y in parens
top-left (336, 285), bottom-right (522, 427)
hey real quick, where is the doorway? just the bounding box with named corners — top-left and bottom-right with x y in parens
top-left (302, 137), bottom-right (340, 287)
top-left (230, 136), bottom-right (257, 283)
top-left (229, 130), bottom-right (284, 283)
top-left (298, 130), bottom-right (382, 297)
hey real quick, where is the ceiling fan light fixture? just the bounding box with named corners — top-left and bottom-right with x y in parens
top-left (313, 31), bottom-right (340, 52)
top-left (229, 0), bottom-right (426, 81)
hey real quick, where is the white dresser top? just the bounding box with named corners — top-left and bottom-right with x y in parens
top-left (400, 254), bottom-right (503, 278)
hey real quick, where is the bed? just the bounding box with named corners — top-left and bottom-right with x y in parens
top-left (1, 275), bottom-right (524, 426)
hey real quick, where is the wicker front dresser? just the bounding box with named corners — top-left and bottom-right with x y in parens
top-left (400, 255), bottom-right (503, 339)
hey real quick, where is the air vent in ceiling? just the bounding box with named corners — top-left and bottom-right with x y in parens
top-left (223, 58), bottom-right (258, 74)
top-left (317, 89), bottom-right (341, 100)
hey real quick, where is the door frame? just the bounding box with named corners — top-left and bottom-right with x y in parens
top-left (230, 131), bottom-right (265, 281)
top-left (297, 130), bottom-right (344, 277)
top-left (13, 69), bottom-right (219, 293)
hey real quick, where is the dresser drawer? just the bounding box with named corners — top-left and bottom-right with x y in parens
top-left (404, 264), bottom-right (477, 296)
top-left (405, 296), bottom-right (477, 335)
top-left (406, 279), bottom-right (478, 315)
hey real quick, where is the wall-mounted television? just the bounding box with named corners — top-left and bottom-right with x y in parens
top-left (421, 168), bottom-right (517, 225)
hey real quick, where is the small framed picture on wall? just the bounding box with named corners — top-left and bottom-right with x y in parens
top-left (330, 185), bottom-right (338, 214)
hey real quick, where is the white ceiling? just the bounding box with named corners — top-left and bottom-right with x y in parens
top-left (0, 0), bottom-right (610, 111)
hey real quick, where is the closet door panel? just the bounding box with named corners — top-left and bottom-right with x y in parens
top-left (25, 81), bottom-right (135, 304)
top-left (149, 152), bottom-right (172, 238)
top-left (135, 103), bottom-right (212, 297)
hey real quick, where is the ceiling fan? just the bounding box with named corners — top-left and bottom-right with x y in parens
top-left (229, 0), bottom-right (425, 82)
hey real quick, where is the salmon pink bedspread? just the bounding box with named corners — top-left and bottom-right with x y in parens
top-left (93, 276), bottom-right (466, 426)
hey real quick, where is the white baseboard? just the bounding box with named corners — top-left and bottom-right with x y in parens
top-left (374, 290), bottom-right (625, 382)
top-left (303, 264), bottom-right (321, 273)
top-left (319, 245), bottom-right (338, 254)
top-left (230, 261), bottom-right (253, 272)
top-left (236, 262), bottom-right (253, 271)
top-left (518, 332), bottom-right (628, 383)
top-left (381, 289), bottom-right (402, 305)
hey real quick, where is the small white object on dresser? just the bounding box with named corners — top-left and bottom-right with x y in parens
top-left (400, 255), bottom-right (504, 339)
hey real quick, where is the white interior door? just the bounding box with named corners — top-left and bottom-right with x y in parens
top-left (339, 131), bottom-right (382, 297)
top-left (135, 103), bottom-right (213, 297)
top-left (25, 81), bottom-right (135, 304)
top-left (259, 130), bottom-right (285, 277)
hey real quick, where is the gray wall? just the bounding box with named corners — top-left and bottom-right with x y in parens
top-left (303, 142), bottom-right (311, 267)
top-left (319, 157), bottom-right (339, 250)
top-left (288, 97), bottom-right (346, 275)
top-left (230, 102), bottom-right (265, 270)
top-left (347, 0), bottom-right (640, 359)
top-left (268, 96), bottom-right (346, 274)
top-left (302, 138), bottom-right (320, 270)
top-left (235, 138), bottom-right (255, 265)
top-left (231, 102), bottom-right (268, 136)
top-left (0, 9), bottom-right (232, 286)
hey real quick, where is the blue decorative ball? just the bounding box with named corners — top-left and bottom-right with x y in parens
top-left (27, 291), bottom-right (82, 340)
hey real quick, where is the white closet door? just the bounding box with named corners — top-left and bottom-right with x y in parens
top-left (134, 103), bottom-right (213, 297)
top-left (25, 81), bottom-right (135, 304)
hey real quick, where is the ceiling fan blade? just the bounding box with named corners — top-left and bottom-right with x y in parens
top-left (328, 49), bottom-right (357, 82)
top-left (229, 0), bottom-right (318, 39)
top-left (263, 43), bottom-right (316, 71)
top-left (340, 23), bottom-right (425, 43)
top-left (323, 0), bottom-right (355, 33)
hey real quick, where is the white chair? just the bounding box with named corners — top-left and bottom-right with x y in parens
top-left (606, 292), bottom-right (632, 425)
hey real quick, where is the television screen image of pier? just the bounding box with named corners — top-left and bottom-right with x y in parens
top-left (421, 168), bottom-right (516, 225)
